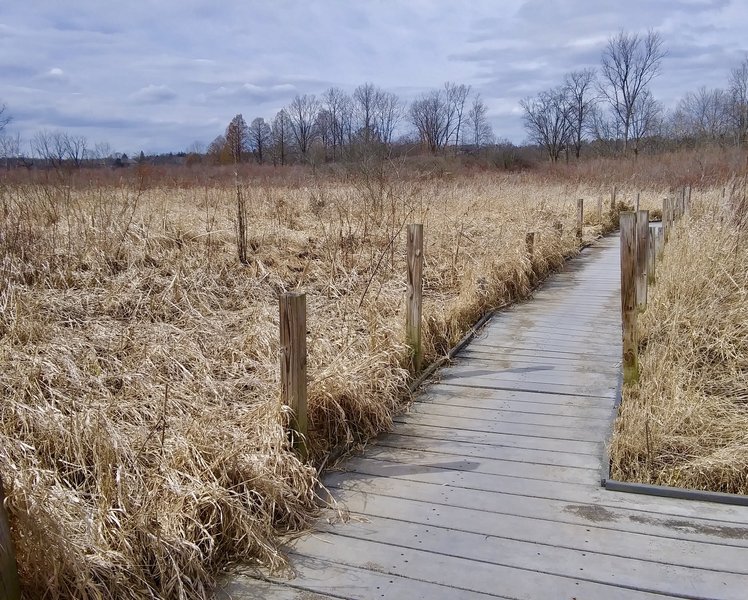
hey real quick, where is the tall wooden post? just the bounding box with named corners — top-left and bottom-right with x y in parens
top-left (406, 224), bottom-right (424, 373)
top-left (620, 212), bottom-right (639, 385)
top-left (636, 210), bottom-right (649, 310)
top-left (280, 292), bottom-right (308, 460)
top-left (610, 185), bottom-right (617, 221)
top-left (576, 199), bottom-right (584, 245)
top-left (0, 475), bottom-right (20, 600)
top-left (647, 227), bottom-right (657, 285)
top-left (596, 197), bottom-right (603, 224)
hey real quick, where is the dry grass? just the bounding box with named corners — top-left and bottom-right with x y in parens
top-left (0, 169), bottom-right (629, 598)
top-left (610, 179), bottom-right (748, 494)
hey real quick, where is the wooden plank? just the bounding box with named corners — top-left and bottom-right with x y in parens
top-left (362, 446), bottom-right (597, 485)
top-left (280, 292), bottom-right (308, 459)
top-left (406, 398), bottom-right (613, 425)
top-left (323, 493), bottom-right (748, 577)
top-left (229, 559), bottom-right (497, 600)
top-left (373, 434), bottom-right (603, 470)
top-left (283, 533), bottom-right (668, 600)
top-left (394, 412), bottom-right (606, 443)
top-left (327, 468), bottom-right (748, 529)
top-left (406, 223), bottom-right (424, 372)
top-left (381, 422), bottom-right (602, 455)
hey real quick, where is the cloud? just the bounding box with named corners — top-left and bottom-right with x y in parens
top-left (130, 84), bottom-right (177, 104)
top-left (0, 0), bottom-right (746, 150)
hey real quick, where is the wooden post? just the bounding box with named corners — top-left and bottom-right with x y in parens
top-left (596, 197), bottom-right (603, 224)
top-left (656, 226), bottom-right (664, 260)
top-left (280, 292), bottom-right (308, 460)
top-left (636, 210), bottom-right (649, 310)
top-left (635, 192), bottom-right (640, 212)
top-left (610, 185), bottom-right (617, 221)
top-left (685, 185), bottom-right (691, 216)
top-left (0, 475), bottom-right (20, 600)
top-left (662, 198), bottom-right (670, 243)
top-left (525, 231), bottom-right (535, 262)
top-left (576, 199), bottom-right (584, 245)
top-left (406, 224), bottom-right (424, 373)
top-left (620, 212), bottom-right (639, 385)
top-left (647, 225), bottom-right (657, 286)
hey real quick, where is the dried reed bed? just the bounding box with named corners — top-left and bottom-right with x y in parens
top-left (1, 172), bottom-right (619, 598)
top-left (611, 181), bottom-right (748, 494)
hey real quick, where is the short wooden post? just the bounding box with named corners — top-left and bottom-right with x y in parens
top-left (406, 224), bottom-right (424, 373)
top-left (576, 199), bottom-right (584, 245)
top-left (647, 226), bottom-right (656, 286)
top-left (280, 292), bottom-right (308, 460)
top-left (636, 210), bottom-right (649, 310)
top-left (525, 231), bottom-right (535, 262)
top-left (620, 212), bottom-right (639, 385)
top-left (596, 197), bottom-right (603, 224)
top-left (0, 475), bottom-right (21, 600)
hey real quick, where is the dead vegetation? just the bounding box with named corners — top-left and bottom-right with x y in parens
top-left (0, 170), bottom-right (629, 598)
top-left (611, 179), bottom-right (748, 494)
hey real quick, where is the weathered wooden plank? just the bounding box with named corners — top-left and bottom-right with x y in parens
top-left (327, 471), bottom-right (748, 535)
top-left (405, 400), bottom-right (613, 427)
top-left (373, 434), bottom-right (603, 470)
top-left (281, 530), bottom-right (669, 600)
top-left (315, 512), bottom-right (748, 594)
top-left (279, 292), bottom-right (308, 459)
top-left (406, 223), bottom-right (424, 372)
top-left (394, 412), bottom-right (607, 443)
top-left (382, 422), bottom-right (602, 455)
top-left (361, 445), bottom-right (598, 485)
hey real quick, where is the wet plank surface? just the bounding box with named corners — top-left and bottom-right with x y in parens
top-left (219, 235), bottom-right (748, 600)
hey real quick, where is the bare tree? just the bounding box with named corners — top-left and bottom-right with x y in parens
top-left (0, 103), bottom-right (10, 133)
top-left (353, 83), bottom-right (380, 145)
top-left (729, 56), bottom-right (748, 147)
top-left (375, 90), bottom-right (403, 146)
top-left (64, 134), bottom-right (88, 168)
top-left (630, 89), bottom-right (662, 155)
top-left (225, 114), bottom-right (250, 163)
top-left (31, 130), bottom-right (68, 169)
top-left (248, 117), bottom-right (272, 164)
top-left (564, 69), bottom-right (597, 158)
top-left (673, 87), bottom-right (730, 142)
top-left (410, 90), bottom-right (449, 153)
top-left (322, 87), bottom-right (352, 159)
top-left (208, 134), bottom-right (229, 165)
top-left (0, 132), bottom-right (21, 169)
top-left (444, 82), bottom-right (471, 147)
top-left (599, 30), bottom-right (666, 154)
top-left (520, 87), bottom-right (573, 163)
top-left (271, 109), bottom-right (292, 166)
top-left (467, 94), bottom-right (494, 148)
top-left (287, 94), bottom-right (320, 157)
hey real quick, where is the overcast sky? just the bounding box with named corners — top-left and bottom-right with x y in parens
top-left (1, 0), bottom-right (746, 154)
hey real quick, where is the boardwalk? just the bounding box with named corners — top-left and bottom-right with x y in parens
top-left (221, 235), bottom-right (748, 600)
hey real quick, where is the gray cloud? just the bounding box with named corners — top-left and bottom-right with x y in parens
top-left (0, 0), bottom-right (746, 152)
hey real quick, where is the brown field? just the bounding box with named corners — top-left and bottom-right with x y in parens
top-left (0, 161), bottom-right (725, 598)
